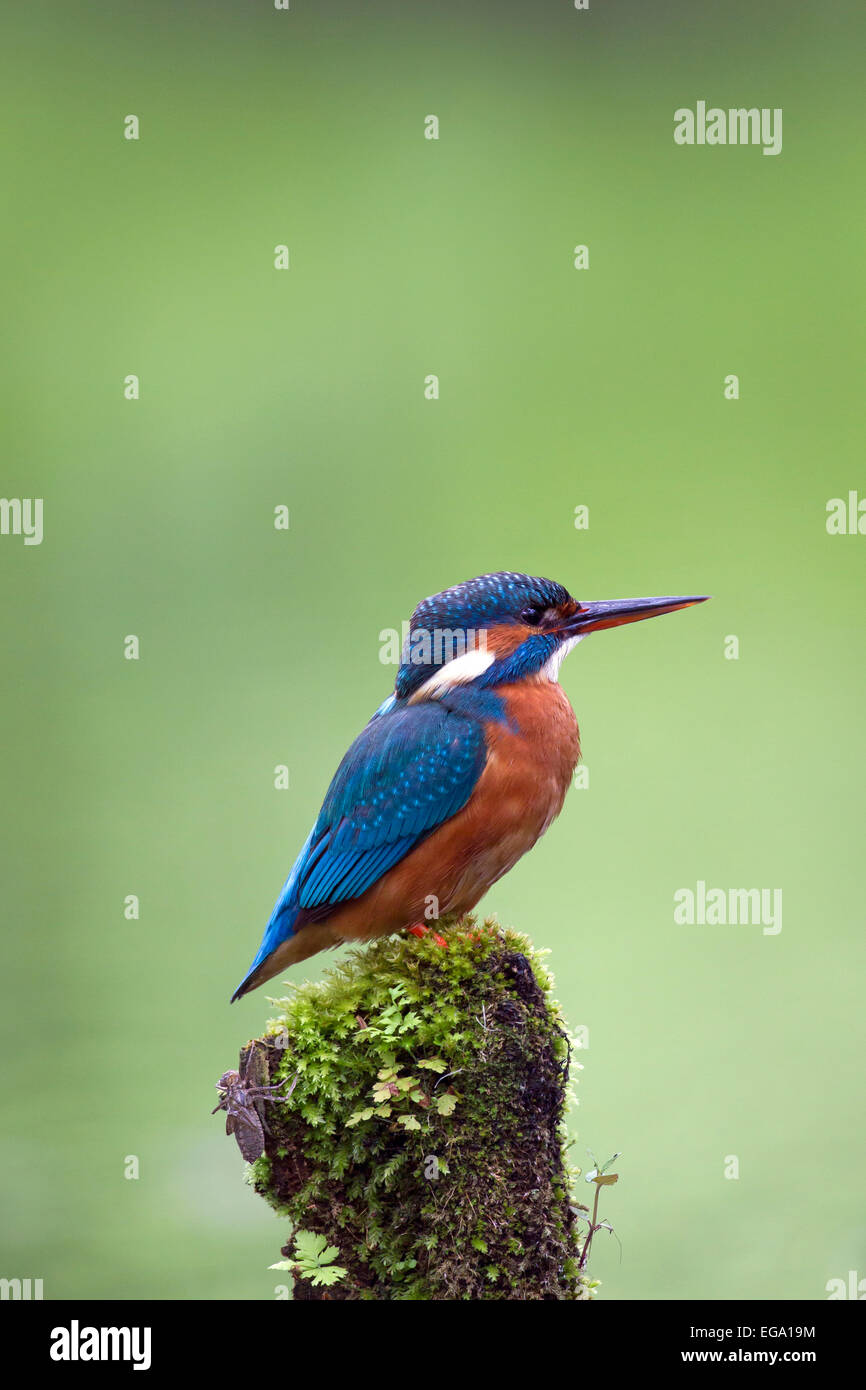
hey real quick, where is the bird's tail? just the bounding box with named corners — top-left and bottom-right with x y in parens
top-left (231, 831), bottom-right (318, 1001)
top-left (231, 918), bottom-right (339, 1001)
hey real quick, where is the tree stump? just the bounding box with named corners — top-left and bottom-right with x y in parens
top-left (224, 917), bottom-right (594, 1300)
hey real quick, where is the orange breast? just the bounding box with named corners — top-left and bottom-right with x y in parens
top-left (320, 680), bottom-right (581, 944)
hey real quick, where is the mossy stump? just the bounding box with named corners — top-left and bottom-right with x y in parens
top-left (237, 916), bottom-right (591, 1300)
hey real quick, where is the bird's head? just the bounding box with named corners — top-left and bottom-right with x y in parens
top-left (394, 571), bottom-right (708, 700)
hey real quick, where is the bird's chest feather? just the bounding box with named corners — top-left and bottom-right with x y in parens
top-left (434, 679), bottom-right (581, 907)
top-left (486, 680), bottom-right (581, 830)
top-left (322, 679), bottom-right (582, 932)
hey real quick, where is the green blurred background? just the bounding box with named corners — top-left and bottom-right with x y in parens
top-left (2, 0), bottom-right (863, 1300)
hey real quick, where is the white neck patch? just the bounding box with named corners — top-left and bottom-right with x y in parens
top-left (408, 646), bottom-right (496, 702)
top-left (539, 635), bottom-right (582, 683)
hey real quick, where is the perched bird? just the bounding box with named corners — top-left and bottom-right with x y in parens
top-left (232, 572), bottom-right (707, 1000)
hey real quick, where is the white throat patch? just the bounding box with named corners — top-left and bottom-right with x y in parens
top-left (539, 635), bottom-right (582, 682)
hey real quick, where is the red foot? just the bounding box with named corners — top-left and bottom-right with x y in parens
top-left (454, 913), bottom-right (483, 946)
top-left (407, 923), bottom-right (449, 949)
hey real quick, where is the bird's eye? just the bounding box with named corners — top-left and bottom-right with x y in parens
top-left (520, 605), bottom-right (547, 626)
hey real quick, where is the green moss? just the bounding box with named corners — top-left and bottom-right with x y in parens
top-left (245, 914), bottom-right (593, 1300)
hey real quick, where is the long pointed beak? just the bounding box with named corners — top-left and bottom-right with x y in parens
top-left (559, 594), bottom-right (709, 636)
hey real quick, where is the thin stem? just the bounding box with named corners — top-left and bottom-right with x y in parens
top-left (578, 1182), bottom-right (602, 1270)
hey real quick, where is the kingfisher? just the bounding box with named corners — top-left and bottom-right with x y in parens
top-left (232, 572), bottom-right (707, 1000)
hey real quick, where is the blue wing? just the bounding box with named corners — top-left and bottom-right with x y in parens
top-left (232, 696), bottom-right (488, 997)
